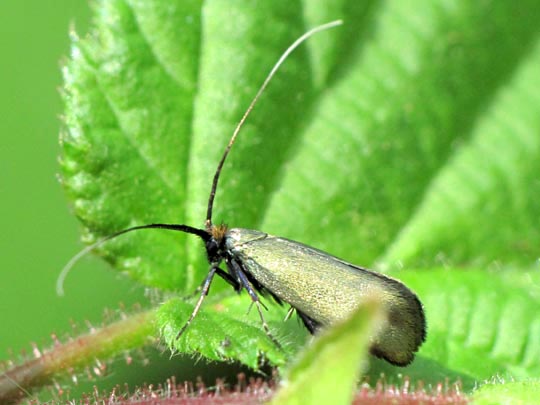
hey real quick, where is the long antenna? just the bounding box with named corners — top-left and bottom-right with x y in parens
top-left (58, 20), bottom-right (343, 297)
top-left (205, 20), bottom-right (343, 228)
top-left (56, 223), bottom-right (209, 296)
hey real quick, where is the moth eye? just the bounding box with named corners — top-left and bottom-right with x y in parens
top-left (206, 239), bottom-right (219, 258)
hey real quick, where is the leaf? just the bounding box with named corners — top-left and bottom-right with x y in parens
top-left (473, 380), bottom-right (540, 405)
top-left (61, 0), bottom-right (202, 290)
top-left (270, 299), bottom-right (383, 405)
top-left (62, 0), bottom-right (540, 280)
top-left (157, 295), bottom-right (307, 369)
top-left (60, 0), bottom-right (540, 398)
top-left (383, 38), bottom-right (540, 266)
top-left (261, 1), bottom-right (540, 268)
top-left (369, 268), bottom-right (540, 390)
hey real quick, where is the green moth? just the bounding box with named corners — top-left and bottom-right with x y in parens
top-left (60, 20), bottom-right (426, 366)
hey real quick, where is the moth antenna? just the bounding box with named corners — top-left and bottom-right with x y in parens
top-left (57, 223), bottom-right (208, 296)
top-left (205, 19), bottom-right (343, 228)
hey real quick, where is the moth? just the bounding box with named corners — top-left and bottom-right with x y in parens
top-left (59, 20), bottom-right (426, 366)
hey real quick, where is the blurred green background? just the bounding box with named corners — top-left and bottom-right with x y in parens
top-left (0, 0), bottom-right (153, 391)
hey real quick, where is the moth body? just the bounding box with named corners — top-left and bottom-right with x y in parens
top-left (223, 228), bottom-right (426, 366)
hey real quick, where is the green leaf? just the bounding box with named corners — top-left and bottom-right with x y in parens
top-left (473, 380), bottom-right (540, 405)
top-left (60, 0), bottom-right (540, 397)
top-left (270, 299), bottom-right (383, 405)
top-left (383, 38), bottom-right (540, 266)
top-left (262, 1), bottom-right (540, 269)
top-left (157, 294), bottom-right (307, 369)
top-left (369, 268), bottom-right (540, 390)
top-left (62, 0), bottom-right (540, 281)
top-left (61, 0), bottom-right (201, 290)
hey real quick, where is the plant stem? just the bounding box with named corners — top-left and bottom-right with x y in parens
top-left (0, 309), bottom-right (157, 403)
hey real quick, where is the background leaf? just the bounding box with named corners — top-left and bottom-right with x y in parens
top-left (384, 40), bottom-right (540, 266)
top-left (375, 269), bottom-right (540, 390)
top-left (473, 380), bottom-right (540, 404)
top-left (262, 1), bottom-right (540, 268)
top-left (57, 0), bottom-right (540, 398)
top-left (61, 0), bottom-right (201, 290)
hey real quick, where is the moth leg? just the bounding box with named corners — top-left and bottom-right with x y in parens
top-left (215, 267), bottom-right (241, 291)
top-left (283, 306), bottom-right (295, 322)
top-left (296, 309), bottom-right (321, 334)
top-left (176, 266), bottom-right (218, 340)
top-left (229, 259), bottom-right (281, 349)
top-left (188, 266), bottom-right (239, 299)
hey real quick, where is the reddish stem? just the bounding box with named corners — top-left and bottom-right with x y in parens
top-left (0, 309), bottom-right (156, 403)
